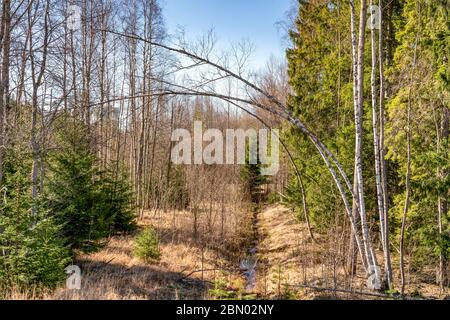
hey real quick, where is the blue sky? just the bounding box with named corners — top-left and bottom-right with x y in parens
top-left (162, 0), bottom-right (293, 70)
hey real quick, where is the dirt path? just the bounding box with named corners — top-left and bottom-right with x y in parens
top-left (252, 205), bottom-right (361, 300)
top-left (252, 205), bottom-right (313, 298)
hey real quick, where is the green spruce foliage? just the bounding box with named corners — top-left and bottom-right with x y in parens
top-left (47, 116), bottom-right (136, 253)
top-left (240, 141), bottom-right (268, 203)
top-left (285, 0), bottom-right (449, 273)
top-left (134, 227), bottom-right (161, 262)
top-left (385, 0), bottom-right (450, 269)
top-left (284, 1), bottom-right (365, 231)
top-left (0, 145), bottom-right (70, 290)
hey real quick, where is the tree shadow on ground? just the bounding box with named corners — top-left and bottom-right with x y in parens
top-left (56, 259), bottom-right (209, 300)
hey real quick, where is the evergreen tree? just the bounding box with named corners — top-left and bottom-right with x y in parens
top-left (165, 166), bottom-right (190, 210)
top-left (47, 116), bottom-right (136, 253)
top-left (0, 145), bottom-right (69, 290)
top-left (386, 0), bottom-right (450, 279)
top-left (241, 141), bottom-right (268, 203)
top-left (284, 1), bottom-right (367, 230)
top-left (96, 162), bottom-right (137, 235)
top-left (47, 119), bottom-right (105, 252)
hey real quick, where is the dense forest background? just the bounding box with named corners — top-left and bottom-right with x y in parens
top-left (0, 0), bottom-right (448, 299)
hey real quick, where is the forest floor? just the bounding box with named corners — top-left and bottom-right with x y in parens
top-left (41, 209), bottom-right (245, 300)
top-left (37, 204), bottom-right (340, 300)
top-left (38, 204), bottom-right (315, 300)
top-left (252, 205), bottom-right (365, 300)
top-left (7, 204), bottom-right (448, 300)
top-left (254, 205), bottom-right (449, 300)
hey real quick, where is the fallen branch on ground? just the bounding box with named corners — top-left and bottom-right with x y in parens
top-left (286, 283), bottom-right (424, 300)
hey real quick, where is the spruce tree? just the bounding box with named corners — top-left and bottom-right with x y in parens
top-left (47, 116), bottom-right (136, 253)
top-left (0, 145), bottom-right (69, 291)
top-left (47, 119), bottom-right (104, 252)
top-left (240, 141), bottom-right (268, 203)
top-left (96, 162), bottom-right (137, 235)
top-left (386, 0), bottom-right (450, 278)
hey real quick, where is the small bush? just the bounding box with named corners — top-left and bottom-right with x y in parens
top-left (267, 191), bottom-right (280, 204)
top-left (209, 274), bottom-right (257, 300)
top-left (134, 228), bottom-right (161, 262)
top-left (209, 276), bottom-right (236, 300)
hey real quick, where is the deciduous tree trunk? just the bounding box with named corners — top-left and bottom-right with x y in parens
top-left (400, 35), bottom-right (418, 296)
top-left (0, 0), bottom-right (11, 184)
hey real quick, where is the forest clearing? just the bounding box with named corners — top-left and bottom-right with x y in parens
top-left (0, 0), bottom-right (449, 303)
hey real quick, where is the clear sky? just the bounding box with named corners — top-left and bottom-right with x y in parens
top-left (162, 0), bottom-right (293, 70)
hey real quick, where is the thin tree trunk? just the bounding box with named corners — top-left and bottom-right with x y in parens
top-left (437, 105), bottom-right (449, 292)
top-left (348, 166), bottom-right (361, 276)
top-left (99, 4), bottom-right (107, 167)
top-left (400, 36), bottom-right (418, 296)
top-left (370, 0), bottom-right (393, 289)
top-left (30, 0), bottom-right (50, 212)
top-left (0, 0), bottom-right (11, 184)
top-left (378, 0), bottom-right (393, 290)
top-left (349, 0), bottom-right (380, 283)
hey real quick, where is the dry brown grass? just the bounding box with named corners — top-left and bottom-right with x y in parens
top-left (254, 205), bottom-right (449, 300)
top-left (255, 205), bottom-right (322, 298)
top-left (4, 204), bottom-right (448, 300)
top-left (2, 207), bottom-right (247, 300)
